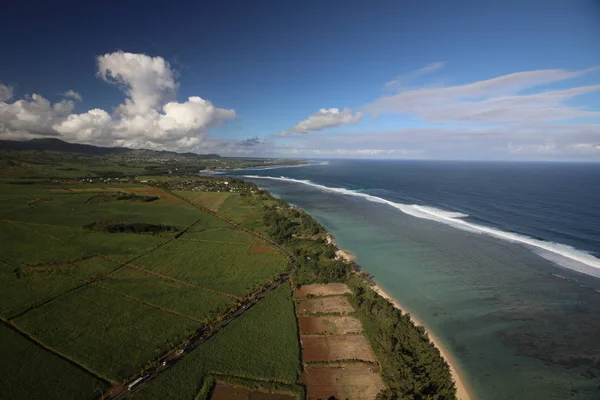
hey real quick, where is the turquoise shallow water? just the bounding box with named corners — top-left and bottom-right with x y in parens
top-left (238, 176), bottom-right (600, 400)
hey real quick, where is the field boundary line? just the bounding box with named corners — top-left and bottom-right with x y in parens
top-left (8, 257), bottom-right (125, 320)
top-left (102, 256), bottom-right (243, 300)
top-left (0, 317), bottom-right (113, 384)
top-left (178, 237), bottom-right (255, 245)
top-left (92, 283), bottom-right (207, 324)
top-left (211, 372), bottom-right (300, 387)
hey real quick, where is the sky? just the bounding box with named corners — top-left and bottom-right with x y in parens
top-left (1, 0), bottom-right (600, 161)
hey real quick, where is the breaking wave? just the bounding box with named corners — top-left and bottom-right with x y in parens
top-left (243, 175), bottom-right (600, 276)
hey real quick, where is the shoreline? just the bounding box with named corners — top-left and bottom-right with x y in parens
top-left (326, 234), bottom-right (472, 400)
top-left (325, 234), bottom-right (356, 262)
top-left (372, 284), bottom-right (473, 400)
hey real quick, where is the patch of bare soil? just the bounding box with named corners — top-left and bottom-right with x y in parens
top-left (294, 283), bottom-right (352, 298)
top-left (210, 384), bottom-right (295, 400)
top-left (248, 243), bottom-right (279, 254)
top-left (301, 335), bottom-right (378, 363)
top-left (298, 316), bottom-right (363, 335)
top-left (296, 296), bottom-right (355, 315)
top-left (303, 364), bottom-right (386, 400)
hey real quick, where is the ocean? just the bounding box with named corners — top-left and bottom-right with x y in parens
top-left (225, 159), bottom-right (600, 400)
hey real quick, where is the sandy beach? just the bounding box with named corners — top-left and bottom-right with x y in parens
top-left (326, 234), bottom-right (356, 262)
top-left (372, 285), bottom-right (474, 400)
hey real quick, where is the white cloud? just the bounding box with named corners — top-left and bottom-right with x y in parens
top-left (384, 62), bottom-right (446, 89)
top-left (365, 66), bottom-right (600, 124)
top-left (61, 90), bottom-right (82, 101)
top-left (281, 108), bottom-right (363, 135)
top-left (0, 93), bottom-right (74, 136)
top-left (0, 83), bottom-right (13, 102)
top-left (2, 51), bottom-right (236, 152)
top-left (97, 51), bottom-right (177, 115)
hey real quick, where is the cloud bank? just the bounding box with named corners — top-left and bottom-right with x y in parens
top-left (1, 51), bottom-right (236, 152)
top-left (365, 66), bottom-right (600, 124)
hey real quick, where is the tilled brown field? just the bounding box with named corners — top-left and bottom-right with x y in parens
top-left (301, 335), bottom-right (378, 363)
top-left (298, 316), bottom-right (363, 335)
top-left (294, 284), bottom-right (385, 399)
top-left (303, 364), bottom-right (386, 400)
top-left (210, 384), bottom-right (295, 400)
top-left (294, 283), bottom-right (352, 298)
top-left (296, 296), bottom-right (355, 315)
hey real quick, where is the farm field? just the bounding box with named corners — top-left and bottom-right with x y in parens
top-left (293, 283), bottom-right (386, 400)
top-left (174, 190), bottom-right (233, 212)
top-left (132, 239), bottom-right (288, 297)
top-left (298, 316), bottom-right (363, 335)
top-left (13, 285), bottom-right (201, 381)
top-left (0, 324), bottom-right (107, 400)
top-left (182, 227), bottom-right (260, 243)
top-left (0, 184), bottom-right (201, 229)
top-left (210, 384), bottom-right (296, 400)
top-left (296, 296), bottom-right (356, 315)
top-left (0, 180), bottom-right (294, 399)
top-left (0, 256), bottom-right (119, 318)
top-left (303, 364), bottom-right (386, 400)
top-left (294, 283), bottom-right (352, 298)
top-left (130, 283), bottom-right (302, 400)
top-left (301, 335), bottom-right (378, 363)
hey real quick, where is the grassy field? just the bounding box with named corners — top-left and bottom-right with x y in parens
top-left (98, 267), bottom-right (236, 322)
top-left (14, 285), bottom-right (201, 381)
top-left (174, 190), bottom-right (233, 212)
top-left (0, 184), bottom-right (202, 228)
top-left (0, 257), bottom-right (119, 319)
top-left (132, 240), bottom-right (288, 297)
top-left (0, 324), bottom-right (107, 400)
top-left (28, 224), bottom-right (170, 261)
top-left (0, 178), bottom-right (298, 398)
top-left (182, 227), bottom-right (260, 243)
top-left (0, 221), bottom-right (88, 265)
top-left (131, 283), bottom-right (302, 400)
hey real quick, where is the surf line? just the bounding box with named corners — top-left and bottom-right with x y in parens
top-left (243, 175), bottom-right (600, 273)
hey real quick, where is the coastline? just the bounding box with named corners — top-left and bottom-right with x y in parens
top-left (326, 233), bottom-right (356, 262)
top-left (372, 285), bottom-right (473, 400)
top-left (327, 234), bottom-right (473, 400)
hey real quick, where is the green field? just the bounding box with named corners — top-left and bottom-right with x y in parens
top-left (182, 226), bottom-right (260, 243)
top-left (98, 267), bottom-right (236, 322)
top-left (132, 240), bottom-right (288, 297)
top-left (0, 184), bottom-right (202, 228)
top-left (0, 257), bottom-right (119, 318)
top-left (14, 285), bottom-right (201, 381)
top-left (174, 190), bottom-right (233, 212)
top-left (0, 180), bottom-right (297, 398)
top-left (0, 324), bottom-right (107, 400)
top-left (131, 283), bottom-right (302, 400)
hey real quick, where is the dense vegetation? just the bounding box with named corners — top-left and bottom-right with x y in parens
top-left (86, 191), bottom-right (159, 203)
top-left (84, 220), bottom-right (178, 234)
top-left (349, 279), bottom-right (456, 399)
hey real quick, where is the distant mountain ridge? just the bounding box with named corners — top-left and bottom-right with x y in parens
top-left (0, 138), bottom-right (220, 158)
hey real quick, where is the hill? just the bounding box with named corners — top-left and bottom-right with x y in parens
top-left (0, 138), bottom-right (220, 159)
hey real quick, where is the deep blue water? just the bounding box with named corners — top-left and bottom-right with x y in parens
top-left (223, 160), bottom-right (600, 399)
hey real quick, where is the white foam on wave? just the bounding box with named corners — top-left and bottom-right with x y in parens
top-left (243, 175), bottom-right (600, 277)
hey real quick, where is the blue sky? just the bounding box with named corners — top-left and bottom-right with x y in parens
top-left (1, 0), bottom-right (600, 160)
